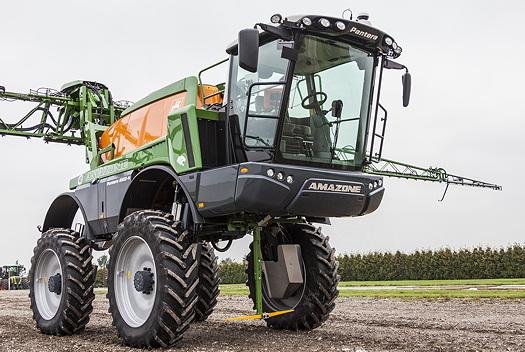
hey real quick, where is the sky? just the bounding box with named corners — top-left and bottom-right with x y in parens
top-left (0, 0), bottom-right (524, 267)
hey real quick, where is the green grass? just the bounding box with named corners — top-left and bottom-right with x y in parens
top-left (218, 279), bottom-right (525, 299)
top-left (339, 278), bottom-right (525, 287)
top-left (338, 289), bottom-right (525, 299)
top-left (95, 279), bottom-right (525, 299)
top-left (219, 287), bottom-right (250, 295)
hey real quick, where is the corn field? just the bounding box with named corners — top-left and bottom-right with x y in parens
top-left (216, 244), bottom-right (525, 284)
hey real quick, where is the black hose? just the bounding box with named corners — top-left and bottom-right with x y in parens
top-left (211, 239), bottom-right (233, 252)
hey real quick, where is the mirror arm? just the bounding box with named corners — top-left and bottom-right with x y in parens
top-left (256, 23), bottom-right (293, 41)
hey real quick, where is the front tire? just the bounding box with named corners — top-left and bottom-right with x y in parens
top-left (107, 210), bottom-right (199, 348)
top-left (29, 229), bottom-right (95, 335)
top-left (247, 223), bottom-right (340, 330)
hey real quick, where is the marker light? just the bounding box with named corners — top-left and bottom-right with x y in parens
top-left (267, 169), bottom-right (275, 177)
top-left (319, 18), bottom-right (331, 28)
top-left (335, 21), bottom-right (346, 31)
top-left (270, 14), bottom-right (282, 24)
top-left (240, 168), bottom-right (249, 173)
top-left (286, 175), bottom-right (295, 184)
top-left (302, 17), bottom-right (312, 26)
top-left (394, 46), bottom-right (402, 55)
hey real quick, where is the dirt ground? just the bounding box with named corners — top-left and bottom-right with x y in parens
top-left (1, 290), bottom-right (525, 352)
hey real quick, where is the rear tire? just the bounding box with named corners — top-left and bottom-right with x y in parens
top-left (247, 223), bottom-right (339, 330)
top-left (29, 229), bottom-right (95, 335)
top-left (193, 242), bottom-right (220, 322)
top-left (107, 210), bottom-right (199, 348)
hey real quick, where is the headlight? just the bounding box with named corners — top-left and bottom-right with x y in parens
top-left (267, 168), bottom-right (275, 177)
top-left (302, 17), bottom-right (312, 26)
top-left (270, 14), bottom-right (282, 24)
top-left (335, 21), bottom-right (346, 31)
top-left (319, 18), bottom-right (331, 28)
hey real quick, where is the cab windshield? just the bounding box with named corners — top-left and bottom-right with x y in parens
top-left (278, 35), bottom-right (375, 170)
top-left (230, 35), bottom-right (376, 169)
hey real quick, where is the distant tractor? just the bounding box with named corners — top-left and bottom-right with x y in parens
top-left (0, 9), bottom-right (500, 348)
top-left (1, 264), bottom-right (29, 290)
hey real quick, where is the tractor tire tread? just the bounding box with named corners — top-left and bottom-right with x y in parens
top-left (29, 228), bottom-right (95, 336)
top-left (246, 223), bottom-right (339, 331)
top-left (107, 210), bottom-right (199, 348)
top-left (193, 242), bottom-right (220, 322)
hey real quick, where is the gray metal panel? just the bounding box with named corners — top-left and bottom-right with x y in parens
top-left (285, 178), bottom-right (367, 217)
top-left (74, 182), bottom-right (103, 235)
top-left (194, 165), bottom-right (239, 217)
top-left (104, 171), bottom-right (133, 232)
top-left (262, 244), bottom-right (303, 299)
top-left (235, 175), bottom-right (290, 213)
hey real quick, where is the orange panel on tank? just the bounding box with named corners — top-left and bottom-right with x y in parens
top-left (100, 92), bottom-right (188, 162)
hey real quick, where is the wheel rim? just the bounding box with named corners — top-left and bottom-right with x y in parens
top-left (34, 249), bottom-right (62, 320)
top-left (114, 236), bottom-right (156, 327)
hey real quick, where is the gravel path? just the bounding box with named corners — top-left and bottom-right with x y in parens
top-left (1, 290), bottom-right (525, 351)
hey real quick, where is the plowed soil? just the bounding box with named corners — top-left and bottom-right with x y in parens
top-left (1, 290), bottom-right (524, 351)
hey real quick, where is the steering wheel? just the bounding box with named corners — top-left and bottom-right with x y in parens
top-left (301, 92), bottom-right (328, 109)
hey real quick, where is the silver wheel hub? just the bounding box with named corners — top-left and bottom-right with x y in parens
top-left (34, 249), bottom-right (62, 320)
top-left (114, 236), bottom-right (156, 327)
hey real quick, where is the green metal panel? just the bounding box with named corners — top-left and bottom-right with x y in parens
top-left (70, 138), bottom-right (171, 189)
top-left (253, 226), bottom-right (263, 314)
top-left (167, 104), bottom-right (203, 174)
top-left (69, 76), bottom-right (211, 187)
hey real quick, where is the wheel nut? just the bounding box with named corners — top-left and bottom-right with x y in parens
top-left (47, 273), bottom-right (62, 294)
top-left (134, 270), bottom-right (154, 294)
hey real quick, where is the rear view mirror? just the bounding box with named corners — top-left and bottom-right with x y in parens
top-left (238, 29), bottom-right (259, 73)
top-left (384, 59), bottom-right (411, 107)
top-left (402, 72), bottom-right (411, 107)
top-left (332, 100), bottom-right (343, 118)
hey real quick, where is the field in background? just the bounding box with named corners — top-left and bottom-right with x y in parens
top-left (218, 278), bottom-right (525, 299)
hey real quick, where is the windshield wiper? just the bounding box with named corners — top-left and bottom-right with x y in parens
top-left (245, 135), bottom-right (271, 146)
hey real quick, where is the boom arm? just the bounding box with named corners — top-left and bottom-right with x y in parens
top-left (0, 86), bottom-right (82, 143)
top-left (0, 82), bottom-right (130, 168)
top-left (364, 157), bottom-right (502, 195)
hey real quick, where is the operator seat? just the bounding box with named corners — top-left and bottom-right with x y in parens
top-left (310, 113), bottom-right (331, 159)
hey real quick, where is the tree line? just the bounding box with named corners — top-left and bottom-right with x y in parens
top-left (337, 244), bottom-right (525, 281)
top-left (216, 244), bottom-right (525, 284)
top-left (93, 244), bottom-right (525, 286)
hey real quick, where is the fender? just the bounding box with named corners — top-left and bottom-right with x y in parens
top-left (42, 192), bottom-right (92, 239)
top-left (119, 165), bottom-right (204, 225)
